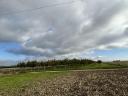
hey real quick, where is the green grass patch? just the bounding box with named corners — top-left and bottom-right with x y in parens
top-left (0, 63), bottom-right (128, 95)
top-left (39, 63), bottom-right (128, 71)
top-left (46, 63), bottom-right (128, 70)
top-left (80, 63), bottom-right (128, 69)
top-left (0, 71), bottom-right (68, 94)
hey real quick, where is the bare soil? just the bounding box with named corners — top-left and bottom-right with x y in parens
top-left (15, 69), bottom-right (128, 96)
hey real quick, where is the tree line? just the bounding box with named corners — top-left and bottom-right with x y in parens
top-left (16, 58), bottom-right (97, 68)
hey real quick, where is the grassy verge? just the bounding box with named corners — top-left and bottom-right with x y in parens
top-left (0, 71), bottom-right (68, 95)
top-left (80, 63), bottom-right (128, 69)
top-left (45, 63), bottom-right (128, 71)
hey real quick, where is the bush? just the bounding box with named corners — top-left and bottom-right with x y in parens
top-left (97, 60), bottom-right (102, 64)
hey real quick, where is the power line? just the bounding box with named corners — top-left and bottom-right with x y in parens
top-left (0, 0), bottom-right (77, 16)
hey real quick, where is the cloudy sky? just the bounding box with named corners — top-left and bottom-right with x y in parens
top-left (0, 0), bottom-right (128, 66)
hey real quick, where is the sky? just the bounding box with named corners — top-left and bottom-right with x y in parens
top-left (0, 0), bottom-right (128, 66)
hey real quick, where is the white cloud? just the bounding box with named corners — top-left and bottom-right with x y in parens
top-left (0, 0), bottom-right (128, 60)
top-left (0, 59), bottom-right (17, 66)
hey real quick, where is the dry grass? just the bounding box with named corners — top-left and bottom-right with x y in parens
top-left (12, 69), bottom-right (128, 96)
